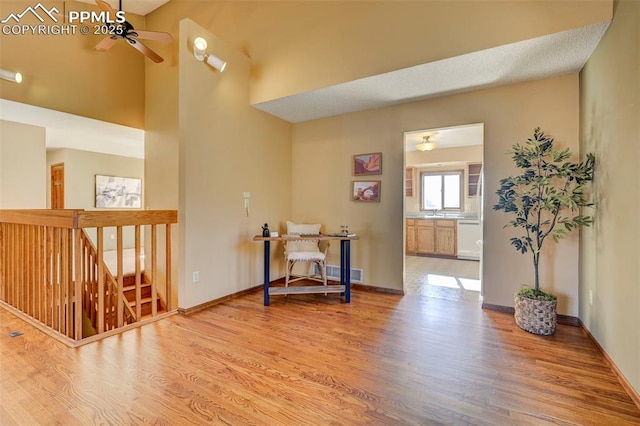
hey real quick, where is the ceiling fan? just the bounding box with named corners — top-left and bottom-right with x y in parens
top-left (93, 0), bottom-right (173, 63)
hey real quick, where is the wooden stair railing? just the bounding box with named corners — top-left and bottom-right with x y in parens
top-left (79, 230), bottom-right (137, 332)
top-left (0, 209), bottom-right (177, 346)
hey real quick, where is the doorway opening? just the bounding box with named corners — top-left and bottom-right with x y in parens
top-left (51, 163), bottom-right (64, 209)
top-left (403, 123), bottom-right (483, 303)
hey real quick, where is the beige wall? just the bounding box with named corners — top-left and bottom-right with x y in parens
top-left (0, 0), bottom-right (146, 128)
top-left (46, 148), bottom-right (144, 210)
top-left (143, 1), bottom-right (610, 105)
top-left (579, 0), bottom-right (639, 395)
top-left (45, 148), bottom-right (144, 251)
top-left (0, 120), bottom-right (46, 208)
top-left (164, 19), bottom-right (292, 309)
top-left (292, 75), bottom-right (581, 315)
top-left (0, 0), bottom-right (611, 127)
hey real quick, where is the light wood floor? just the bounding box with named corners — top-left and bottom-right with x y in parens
top-left (405, 255), bottom-right (481, 304)
top-left (2, 289), bottom-right (639, 425)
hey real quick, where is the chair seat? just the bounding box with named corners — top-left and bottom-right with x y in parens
top-left (287, 251), bottom-right (326, 261)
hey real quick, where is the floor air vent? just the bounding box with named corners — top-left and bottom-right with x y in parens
top-left (313, 264), bottom-right (363, 283)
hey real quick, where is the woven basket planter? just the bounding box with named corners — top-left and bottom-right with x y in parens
top-left (514, 294), bottom-right (557, 335)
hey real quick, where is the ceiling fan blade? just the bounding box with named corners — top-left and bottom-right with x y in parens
top-left (132, 30), bottom-right (173, 43)
top-left (95, 36), bottom-right (118, 51)
top-left (127, 39), bottom-right (164, 63)
top-left (94, 0), bottom-right (116, 15)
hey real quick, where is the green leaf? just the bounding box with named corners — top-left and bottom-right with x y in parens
top-left (494, 127), bottom-right (596, 281)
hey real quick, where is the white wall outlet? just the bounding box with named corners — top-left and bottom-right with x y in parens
top-left (192, 271), bottom-right (200, 283)
top-left (589, 289), bottom-right (593, 305)
top-left (243, 192), bottom-right (251, 198)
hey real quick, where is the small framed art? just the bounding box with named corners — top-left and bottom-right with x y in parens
top-left (352, 181), bottom-right (381, 202)
top-left (95, 175), bottom-right (142, 208)
top-left (353, 152), bottom-right (382, 176)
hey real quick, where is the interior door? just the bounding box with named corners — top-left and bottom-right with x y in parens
top-left (51, 163), bottom-right (64, 209)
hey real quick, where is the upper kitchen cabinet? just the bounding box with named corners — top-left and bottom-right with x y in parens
top-left (405, 167), bottom-right (415, 197)
top-left (468, 163), bottom-right (482, 197)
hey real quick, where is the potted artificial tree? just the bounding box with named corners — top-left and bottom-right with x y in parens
top-left (493, 127), bottom-right (595, 335)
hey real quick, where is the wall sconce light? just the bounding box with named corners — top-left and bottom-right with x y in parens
top-left (193, 37), bottom-right (227, 72)
top-left (0, 69), bottom-right (22, 83)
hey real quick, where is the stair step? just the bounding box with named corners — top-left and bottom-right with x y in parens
top-left (123, 283), bottom-right (153, 301)
top-left (122, 273), bottom-right (150, 286)
top-left (128, 296), bottom-right (153, 306)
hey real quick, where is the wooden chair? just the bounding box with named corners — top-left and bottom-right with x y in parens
top-left (284, 221), bottom-right (329, 289)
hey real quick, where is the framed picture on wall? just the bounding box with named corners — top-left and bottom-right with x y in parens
top-left (352, 181), bottom-right (381, 202)
top-left (353, 152), bottom-right (382, 175)
top-left (95, 175), bottom-right (142, 209)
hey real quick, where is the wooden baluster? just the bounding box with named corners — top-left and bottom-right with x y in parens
top-left (97, 227), bottom-right (105, 333)
top-left (135, 225), bottom-right (141, 321)
top-left (151, 224), bottom-right (157, 317)
top-left (18, 224), bottom-right (23, 311)
top-left (52, 227), bottom-right (59, 332)
top-left (65, 228), bottom-right (73, 337)
top-left (82, 235), bottom-right (88, 326)
top-left (117, 226), bottom-right (124, 327)
top-left (74, 229), bottom-right (82, 340)
top-left (26, 225), bottom-right (32, 316)
top-left (0, 224), bottom-right (4, 301)
top-left (165, 224), bottom-right (172, 312)
top-left (30, 225), bottom-right (35, 317)
top-left (10, 224), bottom-right (15, 306)
top-left (0, 224), bottom-right (4, 302)
top-left (36, 226), bottom-right (43, 322)
top-left (44, 226), bottom-right (50, 328)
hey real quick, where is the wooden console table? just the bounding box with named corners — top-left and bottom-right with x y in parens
top-left (252, 234), bottom-right (359, 306)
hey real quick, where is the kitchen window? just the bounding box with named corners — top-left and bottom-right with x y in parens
top-left (420, 170), bottom-right (463, 211)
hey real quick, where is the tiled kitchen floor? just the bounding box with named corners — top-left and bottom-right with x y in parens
top-left (405, 255), bottom-right (481, 304)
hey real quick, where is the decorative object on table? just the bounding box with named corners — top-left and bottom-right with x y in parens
top-left (493, 127), bottom-right (595, 335)
top-left (340, 225), bottom-right (349, 236)
top-left (95, 175), bottom-right (142, 209)
top-left (353, 152), bottom-right (382, 176)
top-left (352, 181), bottom-right (381, 202)
top-left (261, 223), bottom-right (270, 237)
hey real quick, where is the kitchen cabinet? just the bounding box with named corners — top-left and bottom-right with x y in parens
top-left (406, 218), bottom-right (457, 256)
top-left (406, 219), bottom-right (416, 253)
top-left (416, 220), bottom-right (435, 254)
top-left (405, 167), bottom-right (415, 197)
top-left (435, 219), bottom-right (456, 256)
top-left (468, 163), bottom-right (482, 197)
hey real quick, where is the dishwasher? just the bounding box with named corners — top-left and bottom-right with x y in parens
top-left (457, 220), bottom-right (481, 260)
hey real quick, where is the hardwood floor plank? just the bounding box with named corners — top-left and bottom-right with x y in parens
top-left (1, 289), bottom-right (639, 425)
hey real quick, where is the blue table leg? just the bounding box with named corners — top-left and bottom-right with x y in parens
top-left (263, 240), bottom-right (270, 306)
top-left (340, 239), bottom-right (351, 303)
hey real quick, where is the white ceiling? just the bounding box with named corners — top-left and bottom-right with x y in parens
top-left (405, 123), bottom-right (484, 152)
top-left (254, 21), bottom-right (610, 123)
top-left (0, 99), bottom-right (144, 158)
top-left (0, 19), bottom-right (610, 158)
top-left (75, 0), bottom-right (169, 16)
